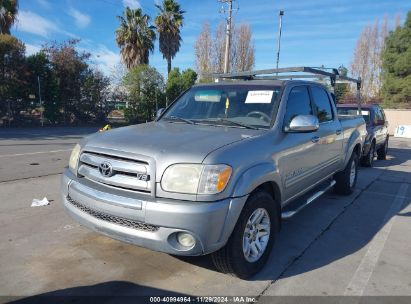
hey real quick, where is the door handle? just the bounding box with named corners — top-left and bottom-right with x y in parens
top-left (336, 129), bottom-right (342, 135)
top-left (311, 136), bottom-right (320, 143)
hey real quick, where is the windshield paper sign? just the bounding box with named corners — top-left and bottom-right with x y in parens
top-left (245, 90), bottom-right (273, 104)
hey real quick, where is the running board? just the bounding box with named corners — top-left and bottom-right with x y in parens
top-left (281, 180), bottom-right (336, 219)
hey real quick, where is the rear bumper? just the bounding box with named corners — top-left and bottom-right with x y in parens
top-left (61, 169), bottom-right (247, 255)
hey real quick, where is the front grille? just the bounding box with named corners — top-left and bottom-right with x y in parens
top-left (66, 196), bottom-right (159, 232)
top-left (78, 151), bottom-right (152, 194)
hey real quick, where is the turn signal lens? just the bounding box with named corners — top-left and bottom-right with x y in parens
top-left (217, 167), bottom-right (232, 192)
top-left (198, 165), bottom-right (232, 194)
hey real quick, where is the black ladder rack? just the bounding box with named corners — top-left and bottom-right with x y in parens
top-left (211, 66), bottom-right (362, 108)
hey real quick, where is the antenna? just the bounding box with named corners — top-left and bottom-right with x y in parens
top-left (276, 10), bottom-right (285, 73)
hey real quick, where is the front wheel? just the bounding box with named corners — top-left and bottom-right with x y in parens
top-left (211, 190), bottom-right (278, 279)
top-left (334, 152), bottom-right (359, 195)
top-left (377, 137), bottom-right (389, 160)
top-left (362, 141), bottom-right (375, 167)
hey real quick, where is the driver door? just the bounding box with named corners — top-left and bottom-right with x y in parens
top-left (279, 85), bottom-right (319, 202)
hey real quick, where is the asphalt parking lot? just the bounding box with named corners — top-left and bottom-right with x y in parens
top-left (0, 127), bottom-right (410, 302)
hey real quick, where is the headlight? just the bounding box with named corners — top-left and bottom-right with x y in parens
top-left (69, 144), bottom-right (81, 174)
top-left (161, 164), bottom-right (232, 195)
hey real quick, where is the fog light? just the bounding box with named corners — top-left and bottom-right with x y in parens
top-left (177, 232), bottom-right (195, 248)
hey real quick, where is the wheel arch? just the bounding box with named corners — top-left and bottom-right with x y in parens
top-left (219, 165), bottom-right (283, 244)
top-left (353, 142), bottom-right (362, 158)
top-left (253, 181), bottom-right (282, 231)
top-left (344, 129), bottom-right (363, 167)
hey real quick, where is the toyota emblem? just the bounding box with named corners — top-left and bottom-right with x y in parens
top-left (99, 161), bottom-right (113, 177)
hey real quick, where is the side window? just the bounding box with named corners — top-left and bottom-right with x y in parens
top-left (374, 107), bottom-right (383, 124)
top-left (311, 86), bottom-right (333, 123)
top-left (373, 108), bottom-right (378, 124)
top-left (283, 86), bottom-right (312, 127)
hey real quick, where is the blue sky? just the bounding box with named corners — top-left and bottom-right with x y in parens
top-left (11, 0), bottom-right (411, 78)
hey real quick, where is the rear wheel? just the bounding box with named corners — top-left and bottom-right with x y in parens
top-left (211, 190), bottom-right (278, 279)
top-left (377, 137), bottom-right (389, 160)
top-left (334, 152), bottom-right (359, 195)
top-left (362, 141), bottom-right (375, 167)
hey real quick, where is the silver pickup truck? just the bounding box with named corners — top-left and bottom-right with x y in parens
top-left (61, 72), bottom-right (366, 279)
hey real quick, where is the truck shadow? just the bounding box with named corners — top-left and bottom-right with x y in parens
top-left (7, 281), bottom-right (195, 304)
top-left (179, 146), bottom-right (411, 281)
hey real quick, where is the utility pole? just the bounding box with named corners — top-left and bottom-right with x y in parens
top-left (276, 10), bottom-right (284, 71)
top-left (220, 0), bottom-right (235, 74)
top-left (38, 76), bottom-right (43, 127)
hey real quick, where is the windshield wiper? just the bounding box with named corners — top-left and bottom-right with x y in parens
top-left (216, 118), bottom-right (259, 130)
top-left (166, 116), bottom-right (195, 125)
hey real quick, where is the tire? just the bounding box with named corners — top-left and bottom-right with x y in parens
top-left (377, 137), bottom-right (389, 160)
top-left (362, 141), bottom-right (375, 167)
top-left (334, 152), bottom-right (359, 195)
top-left (211, 190), bottom-right (278, 279)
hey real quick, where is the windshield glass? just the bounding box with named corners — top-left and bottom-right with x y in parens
top-left (161, 85), bottom-right (282, 129)
top-left (337, 107), bottom-right (370, 123)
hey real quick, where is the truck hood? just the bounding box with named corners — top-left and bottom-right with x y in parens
top-left (83, 121), bottom-right (265, 178)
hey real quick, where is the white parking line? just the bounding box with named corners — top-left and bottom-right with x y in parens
top-left (344, 183), bottom-right (409, 296)
top-left (0, 149), bottom-right (72, 158)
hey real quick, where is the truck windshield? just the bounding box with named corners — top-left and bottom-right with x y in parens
top-left (337, 107), bottom-right (370, 123)
top-left (161, 85), bottom-right (282, 129)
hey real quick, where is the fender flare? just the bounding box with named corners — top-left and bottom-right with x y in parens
top-left (344, 129), bottom-right (363, 167)
top-left (219, 162), bottom-right (283, 243)
top-left (232, 162), bottom-right (282, 198)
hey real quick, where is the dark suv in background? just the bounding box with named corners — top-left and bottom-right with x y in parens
top-left (337, 104), bottom-right (389, 167)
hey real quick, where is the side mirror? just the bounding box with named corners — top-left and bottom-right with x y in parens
top-left (156, 108), bottom-right (165, 119)
top-left (286, 115), bottom-right (319, 133)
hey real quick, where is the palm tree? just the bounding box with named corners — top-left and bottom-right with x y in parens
top-left (115, 7), bottom-right (156, 69)
top-left (154, 0), bottom-right (184, 75)
top-left (0, 0), bottom-right (18, 35)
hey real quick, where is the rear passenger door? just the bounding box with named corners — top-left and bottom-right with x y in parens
top-left (309, 85), bottom-right (343, 178)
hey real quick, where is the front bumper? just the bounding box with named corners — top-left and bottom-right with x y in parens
top-left (61, 169), bottom-right (247, 256)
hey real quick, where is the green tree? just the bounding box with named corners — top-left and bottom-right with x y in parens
top-left (0, 34), bottom-right (26, 125)
top-left (26, 51), bottom-right (61, 124)
top-left (166, 67), bottom-right (196, 103)
top-left (44, 39), bottom-right (90, 123)
top-left (80, 69), bottom-right (111, 122)
top-left (0, 0), bottom-right (18, 34)
top-left (123, 65), bottom-right (164, 122)
top-left (381, 11), bottom-right (411, 107)
top-left (116, 7), bottom-right (156, 69)
top-left (154, 0), bottom-right (184, 75)
top-left (335, 65), bottom-right (350, 103)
